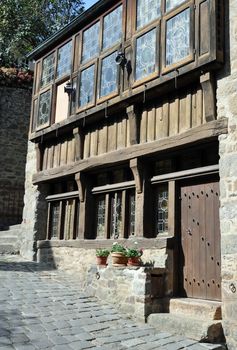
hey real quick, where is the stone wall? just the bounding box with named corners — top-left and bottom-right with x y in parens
top-left (217, 0), bottom-right (237, 349)
top-left (0, 86), bottom-right (31, 228)
top-left (37, 245), bottom-right (171, 321)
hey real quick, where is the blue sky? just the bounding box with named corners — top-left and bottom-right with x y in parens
top-left (84, 0), bottom-right (98, 9)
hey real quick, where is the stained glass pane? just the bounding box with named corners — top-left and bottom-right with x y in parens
top-left (41, 53), bottom-right (55, 87)
top-left (96, 195), bottom-right (106, 238)
top-left (50, 202), bottom-right (60, 239)
top-left (166, 0), bottom-right (185, 12)
top-left (137, 0), bottom-right (161, 29)
top-left (166, 8), bottom-right (190, 66)
top-left (103, 5), bottom-right (123, 50)
top-left (100, 52), bottom-right (118, 98)
top-left (79, 64), bottom-right (95, 107)
top-left (156, 185), bottom-right (168, 234)
top-left (37, 90), bottom-right (51, 127)
top-left (82, 22), bottom-right (100, 63)
top-left (56, 41), bottom-right (72, 78)
top-left (135, 29), bottom-right (156, 81)
top-left (110, 192), bottom-right (122, 239)
top-left (128, 191), bottom-right (136, 237)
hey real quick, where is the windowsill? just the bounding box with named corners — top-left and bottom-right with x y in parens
top-left (37, 236), bottom-right (175, 249)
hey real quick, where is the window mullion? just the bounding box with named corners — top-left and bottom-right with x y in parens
top-left (58, 201), bottom-right (63, 239)
top-left (104, 193), bottom-right (110, 239)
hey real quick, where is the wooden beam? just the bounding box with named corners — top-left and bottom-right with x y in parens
top-left (32, 118), bottom-right (228, 184)
top-left (200, 72), bottom-right (216, 122)
top-left (126, 105), bottom-right (140, 145)
top-left (130, 158), bottom-right (142, 194)
top-left (75, 172), bottom-right (86, 203)
top-left (73, 127), bottom-right (83, 161)
top-left (35, 143), bottom-right (42, 172)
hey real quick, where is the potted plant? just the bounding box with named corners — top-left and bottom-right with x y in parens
top-left (126, 247), bottom-right (143, 266)
top-left (96, 249), bottom-right (110, 266)
top-left (111, 242), bottom-right (128, 266)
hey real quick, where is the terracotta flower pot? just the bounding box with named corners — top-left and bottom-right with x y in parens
top-left (127, 257), bottom-right (141, 266)
top-left (96, 256), bottom-right (108, 266)
top-left (111, 252), bottom-right (128, 266)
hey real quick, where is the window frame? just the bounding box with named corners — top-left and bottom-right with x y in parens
top-left (132, 22), bottom-right (160, 87)
top-left (77, 59), bottom-right (98, 112)
top-left (161, 1), bottom-right (195, 73)
top-left (35, 86), bottom-right (53, 131)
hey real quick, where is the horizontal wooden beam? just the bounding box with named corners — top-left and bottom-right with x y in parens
top-left (92, 180), bottom-right (135, 194)
top-left (32, 118), bottom-right (227, 184)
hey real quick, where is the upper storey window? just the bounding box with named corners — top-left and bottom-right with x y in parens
top-left (136, 0), bottom-right (161, 29)
top-left (56, 41), bottom-right (72, 78)
top-left (166, 0), bottom-right (186, 12)
top-left (41, 53), bottom-right (55, 88)
top-left (103, 5), bottom-right (123, 50)
top-left (81, 22), bottom-right (100, 63)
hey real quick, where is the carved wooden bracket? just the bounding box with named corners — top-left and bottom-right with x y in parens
top-left (75, 172), bottom-right (86, 203)
top-left (200, 72), bottom-right (216, 122)
top-left (130, 158), bottom-right (143, 194)
top-left (73, 127), bottom-right (83, 161)
top-left (126, 105), bottom-right (140, 145)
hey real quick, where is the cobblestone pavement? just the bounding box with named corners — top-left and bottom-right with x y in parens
top-left (0, 255), bottom-right (224, 350)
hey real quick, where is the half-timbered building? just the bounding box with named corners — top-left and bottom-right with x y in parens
top-left (23, 0), bottom-right (237, 346)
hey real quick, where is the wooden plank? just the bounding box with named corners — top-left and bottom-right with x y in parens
top-left (155, 104), bottom-right (169, 140)
top-left (73, 128), bottom-right (83, 161)
top-left (140, 110), bottom-right (147, 143)
top-left (107, 122), bottom-right (117, 152)
top-left (67, 138), bottom-right (75, 164)
top-left (117, 118), bottom-right (126, 149)
top-left (42, 147), bottom-right (48, 170)
top-left (169, 98), bottom-right (179, 136)
top-left (60, 140), bottom-right (68, 166)
top-left (53, 143), bottom-right (59, 168)
top-left (179, 94), bottom-right (191, 133)
top-left (127, 105), bottom-right (139, 145)
top-left (33, 119), bottom-right (228, 184)
top-left (191, 89), bottom-right (198, 128)
top-left (126, 117), bottom-right (130, 147)
top-left (90, 129), bottom-right (98, 157)
top-left (47, 145), bottom-right (54, 169)
top-left (197, 87), bottom-right (204, 125)
top-left (147, 107), bottom-right (156, 142)
top-left (83, 132), bottom-right (91, 159)
top-left (213, 181), bottom-right (221, 300)
top-left (98, 125), bottom-right (108, 155)
top-left (199, 183), bottom-right (207, 299)
top-left (200, 72), bottom-right (216, 122)
top-left (199, 0), bottom-right (210, 56)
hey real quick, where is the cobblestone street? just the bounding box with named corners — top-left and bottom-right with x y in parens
top-left (0, 256), bottom-right (224, 350)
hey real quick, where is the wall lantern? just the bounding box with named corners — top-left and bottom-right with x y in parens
top-left (64, 81), bottom-right (75, 96)
top-left (115, 52), bottom-right (127, 67)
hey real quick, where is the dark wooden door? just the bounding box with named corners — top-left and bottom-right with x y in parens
top-left (179, 180), bottom-right (221, 301)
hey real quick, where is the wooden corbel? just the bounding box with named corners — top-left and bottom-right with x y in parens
top-left (200, 72), bottom-right (216, 122)
top-left (73, 127), bottom-right (84, 161)
top-left (75, 172), bottom-right (86, 203)
top-left (130, 158), bottom-right (143, 194)
top-left (126, 105), bottom-right (140, 145)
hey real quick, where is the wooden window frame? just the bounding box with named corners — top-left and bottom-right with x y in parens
top-left (97, 48), bottom-right (121, 104)
top-left (132, 22), bottom-right (160, 88)
top-left (55, 38), bottom-right (74, 83)
top-left (77, 59), bottom-right (98, 113)
top-left (46, 191), bottom-right (79, 240)
top-left (161, 1), bottom-right (195, 74)
top-left (52, 76), bottom-right (71, 125)
top-left (35, 86), bottom-right (53, 131)
top-left (93, 182), bottom-right (135, 239)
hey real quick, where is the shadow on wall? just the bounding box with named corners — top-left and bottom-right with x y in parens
top-left (0, 257), bottom-right (56, 272)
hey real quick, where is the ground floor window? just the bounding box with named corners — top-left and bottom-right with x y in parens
top-left (156, 184), bottom-right (169, 235)
top-left (47, 193), bottom-right (79, 240)
top-left (94, 189), bottom-right (135, 239)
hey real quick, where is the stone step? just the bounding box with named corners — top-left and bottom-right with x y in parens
top-left (0, 243), bottom-right (19, 255)
top-left (0, 236), bottom-right (18, 243)
top-left (154, 298), bottom-right (222, 320)
top-left (147, 313), bottom-right (225, 343)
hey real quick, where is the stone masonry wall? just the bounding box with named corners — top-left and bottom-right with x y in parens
top-left (0, 86), bottom-right (31, 228)
top-left (37, 246), bottom-right (171, 321)
top-left (217, 0), bottom-right (237, 348)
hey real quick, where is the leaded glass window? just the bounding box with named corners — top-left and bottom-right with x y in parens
top-left (100, 52), bottom-right (118, 98)
top-left (110, 192), bottom-right (122, 239)
top-left (41, 53), bottom-right (55, 87)
top-left (103, 5), bottom-right (123, 50)
top-left (49, 202), bottom-right (60, 239)
top-left (56, 41), bottom-right (72, 78)
top-left (166, 8), bottom-right (190, 66)
top-left (37, 90), bottom-right (51, 127)
top-left (156, 185), bottom-right (168, 234)
top-left (137, 0), bottom-right (161, 29)
top-left (135, 29), bottom-right (157, 81)
top-left (96, 195), bottom-right (106, 238)
top-left (82, 22), bottom-right (100, 63)
top-left (79, 64), bottom-right (95, 107)
top-left (166, 0), bottom-right (186, 12)
top-left (128, 191), bottom-right (136, 237)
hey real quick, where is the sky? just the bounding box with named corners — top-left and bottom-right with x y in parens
top-left (84, 0), bottom-right (98, 9)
